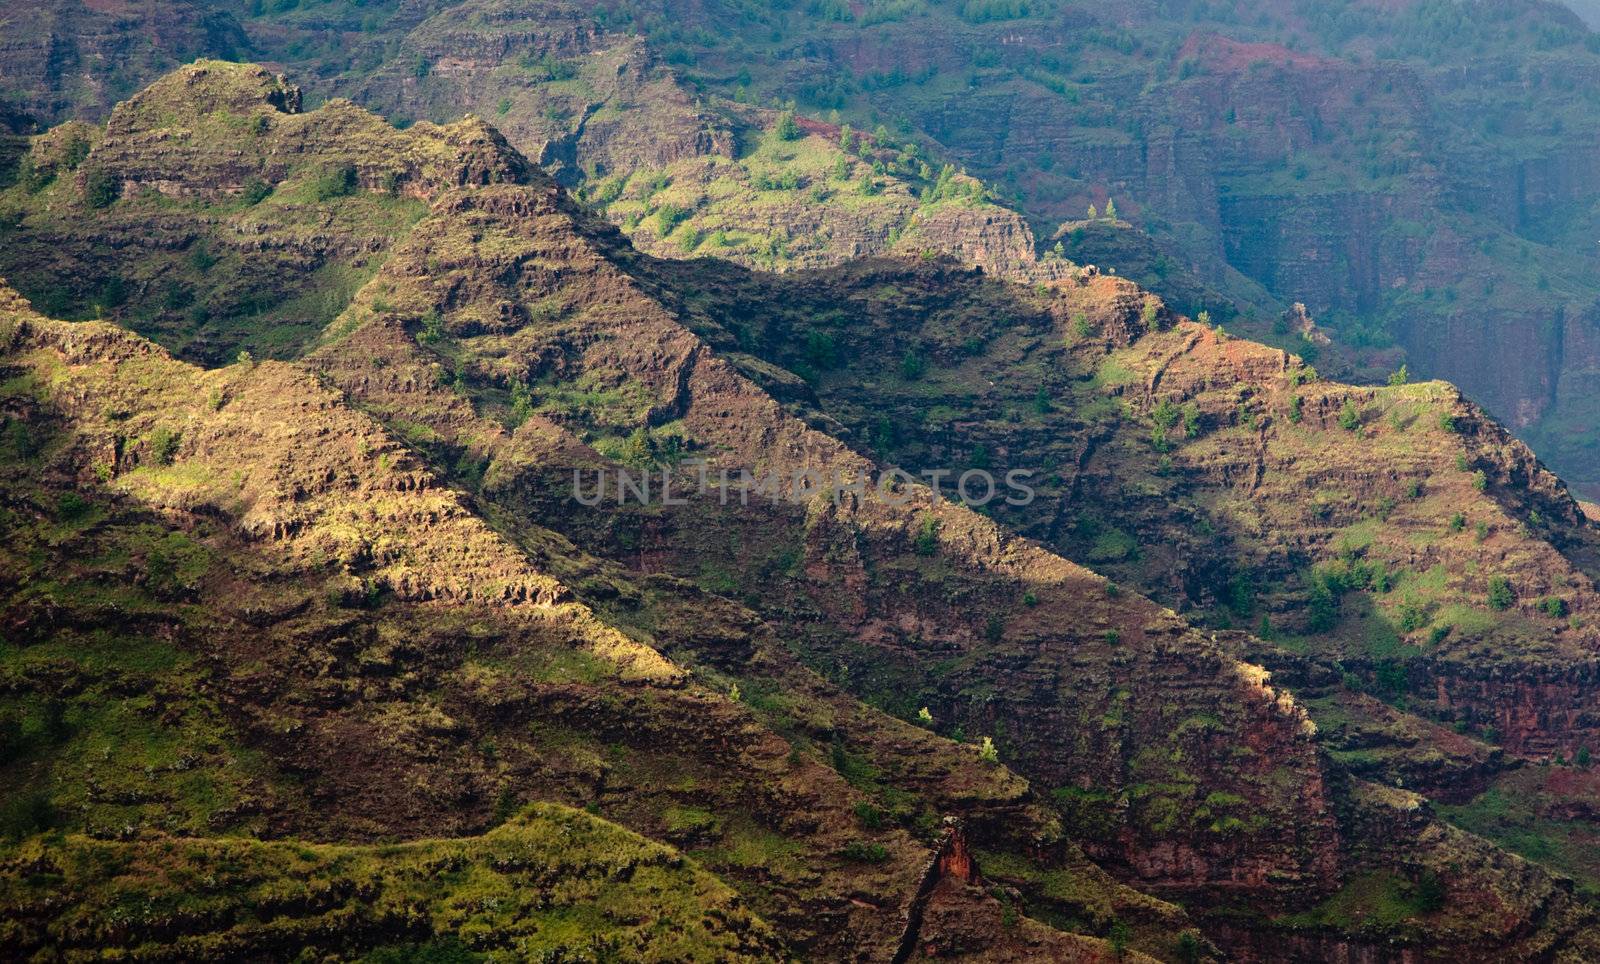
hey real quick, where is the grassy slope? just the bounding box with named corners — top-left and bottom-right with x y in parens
top-left (0, 803), bottom-right (780, 961)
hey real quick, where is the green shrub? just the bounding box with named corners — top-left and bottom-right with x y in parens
top-left (804, 331), bottom-right (838, 370)
top-left (148, 427), bottom-right (181, 466)
top-left (0, 791), bottom-right (55, 841)
top-left (82, 167), bottom-right (119, 208)
top-left (655, 203), bottom-right (690, 234)
top-left (1181, 402), bottom-right (1202, 438)
top-left (978, 736), bottom-right (999, 763)
top-left (241, 177), bottom-right (273, 205)
top-left (1338, 398), bottom-right (1361, 431)
top-left (1487, 576), bottom-right (1514, 611)
top-left (312, 163), bottom-right (359, 201)
top-left (1398, 599), bottom-right (1428, 633)
top-left (1175, 931), bottom-right (1206, 964)
top-left (853, 802), bottom-right (886, 829)
top-left (1307, 578), bottom-right (1337, 632)
top-left (418, 310), bottom-right (445, 344)
top-left (913, 513), bottom-right (939, 555)
top-left (1151, 398), bottom-right (1180, 430)
top-left (1141, 299), bottom-right (1161, 329)
top-left (1416, 870), bottom-right (1446, 913)
top-left (900, 350), bottom-right (927, 381)
top-left (838, 841), bottom-right (889, 863)
top-left (61, 134), bottom-right (90, 170)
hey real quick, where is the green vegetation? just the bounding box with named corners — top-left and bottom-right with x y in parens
top-left (82, 167), bottom-right (119, 209)
top-left (1339, 398), bottom-right (1361, 431)
top-left (1487, 576), bottom-right (1514, 611)
top-left (912, 513), bottom-right (940, 555)
top-left (0, 805), bottom-right (779, 960)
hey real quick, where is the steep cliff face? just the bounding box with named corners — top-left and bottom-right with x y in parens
top-left (0, 0), bottom-right (248, 123)
top-left (709, 252), bottom-right (1600, 764)
top-left (351, 0), bottom-right (738, 183)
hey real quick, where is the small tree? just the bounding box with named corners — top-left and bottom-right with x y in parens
top-left (978, 736), bottom-right (999, 763)
top-left (1175, 931), bottom-right (1205, 964)
top-left (1182, 402), bottom-right (1202, 438)
top-left (1487, 576), bottom-right (1514, 611)
top-left (313, 163), bottom-right (359, 201)
top-left (242, 177), bottom-right (273, 205)
top-left (900, 350), bottom-right (927, 381)
top-left (1339, 398), bottom-right (1360, 431)
top-left (913, 513), bottom-right (939, 556)
top-left (1416, 871), bottom-right (1446, 913)
top-left (148, 428), bottom-right (181, 466)
top-left (623, 427), bottom-right (654, 466)
top-left (1108, 919), bottom-right (1130, 959)
top-left (775, 110), bottom-right (801, 141)
top-left (82, 168), bottom-right (119, 209)
top-left (1289, 394), bottom-right (1304, 424)
top-left (1104, 198), bottom-right (1118, 220)
top-left (1086, 203), bottom-right (1098, 220)
top-left (1388, 364), bottom-right (1409, 386)
top-left (917, 706), bottom-right (934, 726)
top-left (1152, 398), bottom-right (1181, 431)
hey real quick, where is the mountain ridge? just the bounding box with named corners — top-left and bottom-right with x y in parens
top-left (4, 56), bottom-right (1600, 960)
